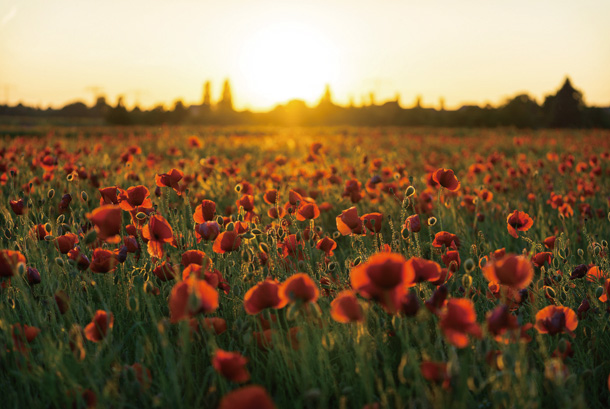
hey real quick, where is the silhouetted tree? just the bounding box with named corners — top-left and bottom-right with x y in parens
top-left (106, 96), bottom-right (131, 125)
top-left (218, 79), bottom-right (234, 112)
top-left (202, 81), bottom-right (212, 111)
top-left (498, 94), bottom-right (542, 128)
top-left (544, 77), bottom-right (585, 128)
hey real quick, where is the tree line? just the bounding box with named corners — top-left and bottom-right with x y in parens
top-left (1, 78), bottom-right (608, 128)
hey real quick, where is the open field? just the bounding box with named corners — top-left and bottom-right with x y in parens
top-left (1, 126), bottom-right (610, 409)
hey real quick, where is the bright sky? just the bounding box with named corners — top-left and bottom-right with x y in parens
top-left (1, 0), bottom-right (609, 111)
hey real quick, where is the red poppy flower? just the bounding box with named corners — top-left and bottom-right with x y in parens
top-left (532, 252), bottom-right (552, 268)
top-left (218, 385), bottom-right (276, 409)
top-left (118, 185), bottom-right (152, 211)
top-left (213, 231), bottom-right (242, 254)
top-left (361, 212), bottom-right (383, 234)
top-left (330, 290), bottom-right (364, 323)
top-left (263, 189), bottom-right (278, 204)
top-left (350, 252), bottom-right (414, 314)
top-left (534, 305), bottom-right (578, 336)
top-left (296, 203), bottom-right (320, 221)
top-left (236, 195), bottom-right (255, 212)
top-left (486, 304), bottom-right (520, 341)
top-left (152, 261), bottom-right (178, 281)
top-left (483, 254), bottom-right (534, 290)
top-left (316, 237), bottom-right (337, 257)
top-left (86, 205), bottom-right (122, 243)
top-left (404, 214), bottom-right (421, 233)
top-left (11, 323), bottom-right (40, 354)
top-left (68, 248), bottom-right (90, 270)
top-left (84, 310), bottom-right (114, 342)
top-left (399, 290), bottom-right (421, 316)
top-left (336, 207), bottom-right (363, 235)
top-left (432, 231), bottom-right (461, 249)
top-left (405, 257), bottom-right (443, 283)
top-left (244, 279), bottom-right (287, 315)
top-left (280, 273), bottom-right (319, 305)
top-left (212, 349), bottom-right (250, 383)
top-left (90, 248), bottom-right (117, 273)
top-left (9, 198), bottom-right (26, 215)
top-left (506, 210), bottom-right (534, 238)
top-left (27, 267), bottom-right (41, 285)
top-left (169, 277), bottom-right (219, 323)
top-left (432, 168), bottom-right (460, 191)
top-left (99, 186), bottom-right (120, 205)
top-left (193, 200), bottom-right (216, 223)
top-left (420, 361), bottom-right (450, 389)
top-left (181, 250), bottom-right (207, 268)
top-left (441, 250), bottom-right (461, 273)
top-left (0, 249), bottom-right (26, 277)
top-left (543, 236), bottom-right (556, 250)
top-left (201, 317), bottom-right (227, 335)
top-left (124, 363), bottom-right (153, 390)
top-left (155, 168), bottom-right (184, 195)
top-left (439, 298), bottom-right (482, 348)
top-left (31, 224), bottom-right (49, 240)
top-left (142, 215), bottom-right (174, 259)
top-left (195, 221), bottom-right (221, 242)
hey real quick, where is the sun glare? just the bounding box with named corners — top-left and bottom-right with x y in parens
top-left (238, 22), bottom-right (339, 110)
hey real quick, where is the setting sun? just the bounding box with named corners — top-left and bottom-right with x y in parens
top-left (237, 22), bottom-right (340, 109)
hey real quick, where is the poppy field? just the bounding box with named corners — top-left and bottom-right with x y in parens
top-left (2, 126), bottom-right (610, 409)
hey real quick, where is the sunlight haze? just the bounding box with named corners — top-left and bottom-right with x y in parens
top-left (1, 0), bottom-right (609, 110)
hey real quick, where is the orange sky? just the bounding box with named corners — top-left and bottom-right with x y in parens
top-left (1, 0), bottom-right (609, 111)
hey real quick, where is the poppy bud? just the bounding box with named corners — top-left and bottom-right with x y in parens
top-left (252, 228), bottom-right (263, 235)
top-left (85, 229), bottom-right (97, 244)
top-left (136, 212), bottom-right (147, 220)
top-left (332, 231), bottom-right (341, 239)
top-left (226, 222), bottom-right (234, 232)
top-left (428, 217), bottom-right (437, 226)
top-left (577, 248), bottom-right (584, 258)
top-left (595, 286), bottom-right (604, 299)
top-left (55, 257), bottom-right (65, 267)
top-left (328, 261), bottom-right (338, 272)
top-left (602, 240), bottom-right (608, 249)
top-left (464, 258), bottom-right (475, 273)
top-left (57, 214), bottom-right (65, 224)
top-left (234, 184), bottom-right (242, 193)
top-left (67, 173), bottom-right (74, 182)
top-left (81, 191), bottom-right (89, 202)
top-left (44, 234), bottom-right (54, 241)
top-left (216, 216), bottom-right (224, 225)
top-left (478, 256), bottom-right (488, 268)
top-left (259, 243), bottom-right (269, 253)
top-left (461, 274), bottom-right (472, 290)
top-left (242, 232), bottom-right (255, 240)
top-left (45, 223), bottom-right (52, 233)
top-left (353, 256), bottom-right (362, 266)
top-left (401, 228), bottom-right (409, 240)
top-left (405, 186), bottom-right (416, 197)
top-left (17, 262), bottom-right (26, 275)
top-left (48, 189), bottom-right (55, 199)
top-left (544, 286), bottom-right (556, 299)
top-left (126, 295), bottom-right (139, 311)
